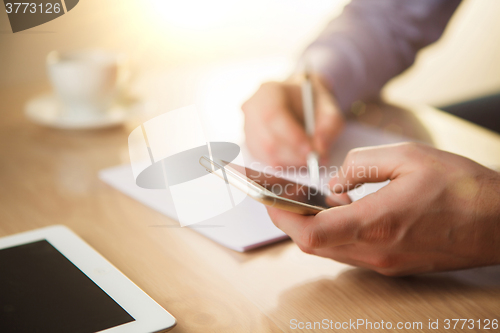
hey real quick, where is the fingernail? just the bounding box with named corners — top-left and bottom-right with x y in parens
top-left (328, 193), bottom-right (350, 205)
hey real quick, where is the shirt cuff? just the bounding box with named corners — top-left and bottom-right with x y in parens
top-left (299, 42), bottom-right (368, 114)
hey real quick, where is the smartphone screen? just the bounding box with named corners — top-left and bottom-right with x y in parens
top-left (222, 162), bottom-right (336, 209)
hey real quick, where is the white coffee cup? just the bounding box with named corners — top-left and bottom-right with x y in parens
top-left (47, 50), bottom-right (128, 120)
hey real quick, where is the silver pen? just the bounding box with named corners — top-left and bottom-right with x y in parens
top-left (301, 72), bottom-right (320, 187)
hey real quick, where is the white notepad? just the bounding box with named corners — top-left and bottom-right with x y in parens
top-left (99, 122), bottom-right (408, 252)
top-left (99, 164), bottom-right (287, 252)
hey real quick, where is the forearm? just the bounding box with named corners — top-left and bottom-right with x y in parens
top-left (474, 170), bottom-right (500, 264)
top-left (304, 0), bottom-right (461, 112)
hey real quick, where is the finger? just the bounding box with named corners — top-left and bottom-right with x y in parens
top-left (245, 120), bottom-right (308, 167)
top-left (272, 142), bottom-right (310, 167)
top-left (314, 245), bottom-right (463, 276)
top-left (313, 243), bottom-right (387, 268)
top-left (243, 82), bottom-right (311, 166)
top-left (267, 105), bottom-right (311, 159)
top-left (266, 203), bottom-right (363, 249)
top-left (312, 82), bottom-right (344, 156)
top-left (247, 81), bottom-right (310, 153)
top-left (326, 192), bottom-right (351, 206)
top-left (310, 245), bottom-right (397, 274)
top-left (282, 82), bottom-right (305, 122)
top-left (244, 107), bottom-right (304, 166)
top-left (329, 143), bottom-right (411, 193)
top-left (244, 120), bottom-right (279, 164)
top-left (310, 244), bottom-right (379, 270)
top-left (267, 206), bottom-right (314, 234)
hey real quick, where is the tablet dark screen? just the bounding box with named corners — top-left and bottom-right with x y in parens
top-left (0, 240), bottom-right (134, 333)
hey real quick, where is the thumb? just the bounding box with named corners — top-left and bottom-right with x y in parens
top-left (329, 144), bottom-right (408, 193)
top-left (312, 79), bottom-right (344, 156)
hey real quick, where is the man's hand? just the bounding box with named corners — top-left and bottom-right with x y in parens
top-left (242, 77), bottom-right (344, 167)
top-left (267, 143), bottom-right (500, 276)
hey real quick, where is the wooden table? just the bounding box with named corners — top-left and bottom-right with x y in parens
top-left (1, 83), bottom-right (500, 333)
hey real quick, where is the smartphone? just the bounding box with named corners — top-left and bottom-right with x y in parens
top-left (199, 156), bottom-right (338, 215)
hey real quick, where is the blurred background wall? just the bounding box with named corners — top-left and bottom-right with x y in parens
top-left (1, 0), bottom-right (499, 107)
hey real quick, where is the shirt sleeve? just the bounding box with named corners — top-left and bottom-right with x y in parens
top-left (304, 0), bottom-right (461, 112)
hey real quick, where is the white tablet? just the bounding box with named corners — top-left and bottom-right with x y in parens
top-left (0, 225), bottom-right (176, 333)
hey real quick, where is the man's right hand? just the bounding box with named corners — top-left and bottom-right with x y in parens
top-left (241, 77), bottom-right (344, 167)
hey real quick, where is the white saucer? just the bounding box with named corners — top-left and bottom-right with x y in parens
top-left (25, 93), bottom-right (138, 130)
